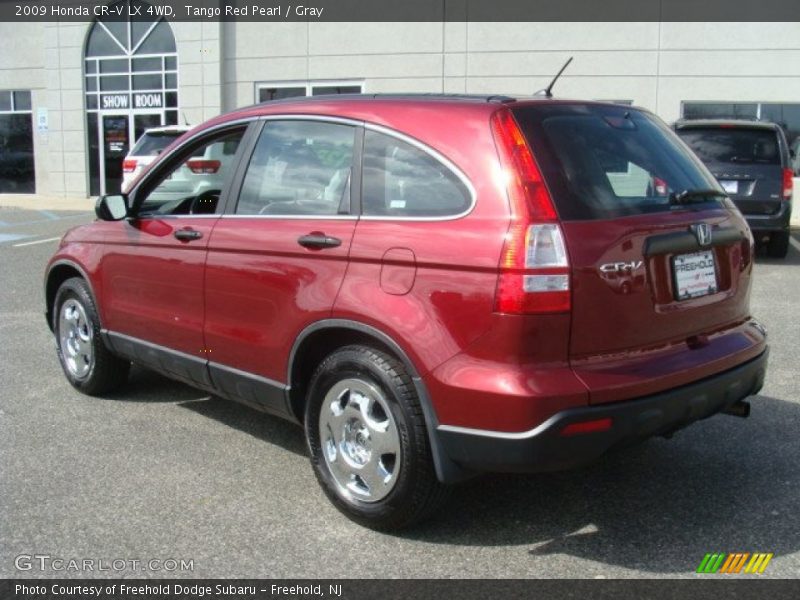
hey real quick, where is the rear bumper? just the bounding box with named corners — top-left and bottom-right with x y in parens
top-left (436, 348), bottom-right (768, 474)
top-left (741, 201), bottom-right (792, 233)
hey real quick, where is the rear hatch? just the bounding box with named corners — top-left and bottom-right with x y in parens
top-left (675, 125), bottom-right (785, 216)
top-left (512, 103), bottom-right (763, 404)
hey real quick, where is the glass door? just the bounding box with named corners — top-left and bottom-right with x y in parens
top-left (101, 114), bottom-right (130, 195)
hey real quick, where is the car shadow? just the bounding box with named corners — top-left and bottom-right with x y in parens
top-left (754, 229), bottom-right (800, 266)
top-left (401, 393), bottom-right (800, 575)
top-left (102, 365), bottom-right (307, 456)
top-left (178, 395), bottom-right (307, 458)
top-left (101, 365), bottom-right (798, 575)
top-left (103, 365), bottom-right (207, 403)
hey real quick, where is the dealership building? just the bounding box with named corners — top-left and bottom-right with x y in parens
top-left (1, 10), bottom-right (800, 199)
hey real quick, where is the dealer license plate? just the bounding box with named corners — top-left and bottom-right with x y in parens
top-left (672, 250), bottom-right (718, 300)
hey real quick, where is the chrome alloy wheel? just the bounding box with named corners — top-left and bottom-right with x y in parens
top-left (58, 299), bottom-right (94, 379)
top-left (319, 378), bottom-right (401, 503)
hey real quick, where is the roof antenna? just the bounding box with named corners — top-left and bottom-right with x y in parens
top-left (182, 112), bottom-right (190, 126)
top-left (535, 57), bottom-right (573, 98)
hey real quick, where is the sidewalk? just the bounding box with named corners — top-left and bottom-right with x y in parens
top-left (0, 194), bottom-right (95, 212)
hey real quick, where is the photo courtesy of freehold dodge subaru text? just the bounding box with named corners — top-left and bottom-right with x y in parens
top-left (45, 94), bottom-right (769, 530)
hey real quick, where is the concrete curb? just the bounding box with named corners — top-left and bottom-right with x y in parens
top-left (0, 194), bottom-right (95, 212)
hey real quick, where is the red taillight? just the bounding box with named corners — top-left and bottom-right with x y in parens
top-left (491, 109), bottom-right (570, 314)
top-left (122, 159), bottom-right (137, 173)
top-left (782, 168), bottom-right (793, 200)
top-left (186, 159), bottom-right (221, 174)
top-left (560, 418), bottom-right (613, 437)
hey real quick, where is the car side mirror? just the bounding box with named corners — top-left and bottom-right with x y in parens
top-left (95, 194), bottom-right (129, 221)
top-left (790, 149), bottom-right (796, 160)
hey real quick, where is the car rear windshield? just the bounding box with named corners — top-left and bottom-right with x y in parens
top-left (511, 104), bottom-right (725, 220)
top-left (131, 131), bottom-right (183, 157)
top-left (675, 127), bottom-right (780, 165)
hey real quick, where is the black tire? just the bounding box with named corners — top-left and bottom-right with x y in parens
top-left (767, 231), bottom-right (790, 258)
top-left (305, 345), bottom-right (449, 530)
top-left (53, 277), bottom-right (130, 395)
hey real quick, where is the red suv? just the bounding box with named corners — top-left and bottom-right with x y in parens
top-left (45, 95), bottom-right (768, 529)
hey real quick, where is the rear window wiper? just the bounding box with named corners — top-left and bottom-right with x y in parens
top-left (669, 189), bottom-right (727, 206)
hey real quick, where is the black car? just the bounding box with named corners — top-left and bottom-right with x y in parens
top-left (674, 119), bottom-right (793, 258)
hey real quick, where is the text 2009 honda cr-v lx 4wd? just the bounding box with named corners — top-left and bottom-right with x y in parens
top-left (45, 95), bottom-right (768, 529)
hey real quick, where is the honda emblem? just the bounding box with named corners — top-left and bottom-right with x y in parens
top-left (691, 223), bottom-right (712, 247)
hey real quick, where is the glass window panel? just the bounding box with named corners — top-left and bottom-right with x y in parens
top-left (101, 20), bottom-right (129, 52)
top-left (138, 129), bottom-right (245, 216)
top-left (135, 21), bottom-right (176, 54)
top-left (131, 18), bottom-right (155, 51)
top-left (778, 105), bottom-right (800, 143)
top-left (100, 58), bottom-right (129, 74)
top-left (0, 113), bottom-right (36, 193)
top-left (133, 74), bottom-right (162, 90)
top-left (165, 73), bottom-right (177, 89)
top-left (100, 75), bottom-right (129, 92)
top-left (87, 113), bottom-right (100, 196)
top-left (311, 85), bottom-right (362, 96)
top-left (0, 91), bottom-right (12, 112)
top-left (85, 77), bottom-right (98, 92)
top-left (362, 130), bottom-right (471, 217)
top-left (165, 92), bottom-right (178, 108)
top-left (86, 24), bottom-right (124, 57)
top-left (85, 61), bottom-right (97, 74)
top-left (132, 57), bottom-right (161, 72)
top-left (258, 86), bottom-right (306, 102)
top-left (165, 56), bottom-right (177, 71)
top-left (86, 95), bottom-right (98, 109)
top-left (682, 102), bottom-right (757, 120)
top-left (165, 110), bottom-right (178, 125)
top-left (237, 121), bottom-right (356, 216)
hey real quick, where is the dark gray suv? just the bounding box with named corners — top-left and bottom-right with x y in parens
top-left (675, 119), bottom-right (793, 258)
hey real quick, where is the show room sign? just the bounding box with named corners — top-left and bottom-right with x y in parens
top-left (100, 94), bottom-right (163, 109)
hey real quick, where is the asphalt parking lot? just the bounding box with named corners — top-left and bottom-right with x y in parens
top-left (1, 205), bottom-right (798, 579)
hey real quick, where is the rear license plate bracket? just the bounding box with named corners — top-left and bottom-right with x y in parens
top-left (672, 250), bottom-right (718, 300)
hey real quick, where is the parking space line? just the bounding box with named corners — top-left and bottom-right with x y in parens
top-left (791, 236), bottom-right (800, 252)
top-left (12, 236), bottom-right (62, 247)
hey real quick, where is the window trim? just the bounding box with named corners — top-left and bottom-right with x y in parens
top-left (254, 80), bottom-right (365, 104)
top-left (0, 90), bottom-right (32, 115)
top-left (219, 115), bottom-right (477, 222)
top-left (127, 118), bottom-right (257, 218)
top-left (359, 122), bottom-right (477, 222)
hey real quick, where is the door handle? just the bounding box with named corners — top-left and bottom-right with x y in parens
top-left (174, 228), bottom-right (203, 241)
top-left (297, 233), bottom-right (342, 249)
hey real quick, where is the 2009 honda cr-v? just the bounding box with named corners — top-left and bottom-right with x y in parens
top-left (45, 95), bottom-right (769, 530)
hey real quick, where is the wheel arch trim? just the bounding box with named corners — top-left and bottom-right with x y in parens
top-left (44, 259), bottom-right (100, 332)
top-left (288, 318), bottom-right (471, 483)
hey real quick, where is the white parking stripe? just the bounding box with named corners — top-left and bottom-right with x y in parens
top-left (12, 236), bottom-right (62, 248)
top-left (790, 235), bottom-right (800, 252)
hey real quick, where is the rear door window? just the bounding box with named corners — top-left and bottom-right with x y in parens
top-left (512, 104), bottom-right (724, 220)
top-left (236, 120), bottom-right (356, 216)
top-left (675, 127), bottom-right (780, 165)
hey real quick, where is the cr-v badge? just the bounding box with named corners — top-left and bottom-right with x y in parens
top-left (599, 260), bottom-right (643, 273)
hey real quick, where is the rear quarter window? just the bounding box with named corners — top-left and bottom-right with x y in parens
top-left (512, 104), bottom-right (724, 220)
top-left (361, 130), bottom-right (472, 218)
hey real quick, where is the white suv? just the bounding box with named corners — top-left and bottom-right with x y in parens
top-left (122, 126), bottom-right (190, 193)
